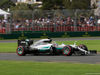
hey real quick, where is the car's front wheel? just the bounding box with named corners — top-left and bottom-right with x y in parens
top-left (78, 44), bottom-right (88, 55)
top-left (78, 44), bottom-right (88, 51)
top-left (62, 45), bottom-right (73, 56)
top-left (16, 46), bottom-right (26, 56)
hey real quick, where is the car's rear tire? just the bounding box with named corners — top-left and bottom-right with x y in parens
top-left (62, 45), bottom-right (73, 56)
top-left (16, 46), bottom-right (26, 56)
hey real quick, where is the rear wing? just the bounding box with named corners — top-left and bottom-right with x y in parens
top-left (18, 39), bottom-right (33, 46)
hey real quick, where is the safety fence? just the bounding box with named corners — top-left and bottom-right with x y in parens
top-left (10, 26), bottom-right (100, 32)
top-left (0, 10), bottom-right (100, 34)
top-left (0, 27), bottom-right (6, 34)
top-left (0, 26), bottom-right (99, 34)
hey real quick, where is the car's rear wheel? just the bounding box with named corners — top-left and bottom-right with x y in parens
top-left (62, 45), bottom-right (73, 56)
top-left (16, 46), bottom-right (26, 56)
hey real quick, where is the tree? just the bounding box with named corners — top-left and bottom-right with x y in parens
top-left (42, 1), bottom-right (53, 10)
top-left (10, 3), bottom-right (30, 10)
top-left (92, 3), bottom-right (97, 9)
top-left (10, 3), bottom-right (32, 19)
top-left (63, 0), bottom-right (91, 10)
top-left (29, 3), bottom-right (39, 10)
top-left (0, 0), bottom-right (15, 10)
top-left (42, 0), bottom-right (63, 10)
top-left (10, 2), bottom-right (40, 10)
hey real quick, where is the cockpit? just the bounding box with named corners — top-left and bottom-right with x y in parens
top-left (33, 38), bottom-right (52, 46)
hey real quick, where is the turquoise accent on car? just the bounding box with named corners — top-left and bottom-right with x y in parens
top-left (39, 46), bottom-right (50, 51)
top-left (56, 48), bottom-right (63, 50)
top-left (38, 47), bottom-right (63, 51)
top-left (43, 47), bottom-right (50, 48)
top-left (64, 47), bottom-right (69, 54)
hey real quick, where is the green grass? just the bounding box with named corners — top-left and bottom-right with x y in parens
top-left (0, 40), bottom-right (100, 52)
top-left (0, 43), bottom-right (17, 52)
top-left (0, 60), bottom-right (100, 75)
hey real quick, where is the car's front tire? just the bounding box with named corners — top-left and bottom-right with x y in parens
top-left (62, 45), bottom-right (73, 56)
top-left (78, 44), bottom-right (88, 51)
top-left (16, 46), bottom-right (26, 56)
top-left (78, 44), bottom-right (88, 55)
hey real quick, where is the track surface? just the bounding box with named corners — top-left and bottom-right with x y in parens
top-left (0, 37), bottom-right (100, 64)
top-left (0, 53), bottom-right (99, 64)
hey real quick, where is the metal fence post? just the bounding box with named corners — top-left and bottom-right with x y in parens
top-left (9, 11), bottom-right (12, 34)
top-left (32, 10), bottom-right (35, 33)
top-left (74, 9), bottom-right (78, 31)
top-left (95, 15), bottom-right (98, 31)
top-left (54, 18), bottom-right (57, 32)
top-left (5, 22), bottom-right (7, 34)
top-left (54, 10), bottom-right (57, 32)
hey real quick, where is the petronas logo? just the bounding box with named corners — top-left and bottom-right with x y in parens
top-left (65, 32), bottom-right (67, 35)
top-left (83, 32), bottom-right (90, 37)
top-left (44, 33), bottom-right (46, 36)
top-left (41, 33), bottom-right (48, 38)
top-left (22, 34), bottom-right (24, 36)
top-left (62, 32), bottom-right (69, 38)
top-left (85, 32), bottom-right (88, 35)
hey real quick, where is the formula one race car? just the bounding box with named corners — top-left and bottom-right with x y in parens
top-left (16, 38), bottom-right (97, 56)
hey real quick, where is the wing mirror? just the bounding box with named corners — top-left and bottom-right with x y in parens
top-left (74, 41), bottom-right (77, 46)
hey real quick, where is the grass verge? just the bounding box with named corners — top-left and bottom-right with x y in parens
top-left (0, 43), bottom-right (17, 52)
top-left (0, 60), bottom-right (100, 75)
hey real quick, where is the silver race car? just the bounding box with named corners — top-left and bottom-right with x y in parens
top-left (16, 38), bottom-right (97, 56)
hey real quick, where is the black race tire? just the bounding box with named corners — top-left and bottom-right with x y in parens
top-left (62, 45), bottom-right (73, 56)
top-left (78, 44), bottom-right (88, 51)
top-left (78, 44), bottom-right (88, 55)
top-left (16, 46), bottom-right (26, 56)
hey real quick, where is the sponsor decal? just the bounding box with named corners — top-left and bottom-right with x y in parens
top-left (83, 32), bottom-right (91, 37)
top-left (62, 32), bottom-right (70, 38)
top-left (21, 41), bottom-right (26, 43)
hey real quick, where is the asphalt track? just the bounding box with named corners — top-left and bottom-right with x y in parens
top-left (0, 37), bottom-right (100, 64)
top-left (0, 53), bottom-right (99, 64)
